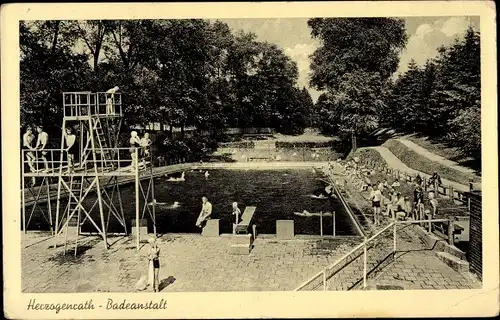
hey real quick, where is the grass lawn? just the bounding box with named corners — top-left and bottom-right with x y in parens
top-left (382, 139), bottom-right (481, 185)
top-left (403, 134), bottom-right (481, 174)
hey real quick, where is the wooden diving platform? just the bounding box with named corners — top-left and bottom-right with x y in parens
top-left (234, 206), bottom-right (257, 235)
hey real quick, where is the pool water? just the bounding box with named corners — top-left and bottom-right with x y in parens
top-left (26, 169), bottom-right (359, 236)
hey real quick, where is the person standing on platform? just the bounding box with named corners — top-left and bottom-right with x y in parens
top-left (196, 196), bottom-right (212, 228)
top-left (147, 237), bottom-right (160, 292)
top-left (106, 86), bottom-right (119, 114)
top-left (23, 126), bottom-right (37, 185)
top-left (129, 131), bottom-right (141, 171)
top-left (140, 133), bottom-right (152, 167)
top-left (35, 125), bottom-right (49, 172)
top-left (64, 127), bottom-right (77, 173)
top-left (23, 126), bottom-right (36, 171)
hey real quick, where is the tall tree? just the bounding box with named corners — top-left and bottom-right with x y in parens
top-left (308, 18), bottom-right (408, 149)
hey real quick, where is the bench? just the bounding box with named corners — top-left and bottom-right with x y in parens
top-left (234, 206), bottom-right (257, 237)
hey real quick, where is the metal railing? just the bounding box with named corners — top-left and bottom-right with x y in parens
top-left (21, 147), bottom-right (147, 175)
top-left (63, 92), bottom-right (123, 117)
top-left (294, 217), bottom-right (451, 291)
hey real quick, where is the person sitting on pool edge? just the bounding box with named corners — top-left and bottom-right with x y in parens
top-left (196, 196), bottom-right (212, 228)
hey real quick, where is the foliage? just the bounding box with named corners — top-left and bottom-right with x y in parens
top-left (308, 18), bottom-right (408, 148)
top-left (385, 26), bottom-right (481, 159)
top-left (20, 19), bottom-right (315, 159)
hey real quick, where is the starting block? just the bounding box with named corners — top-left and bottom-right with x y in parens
top-left (202, 219), bottom-right (220, 237)
top-left (276, 220), bottom-right (294, 240)
top-left (229, 234), bottom-right (253, 255)
top-left (131, 219), bottom-right (148, 240)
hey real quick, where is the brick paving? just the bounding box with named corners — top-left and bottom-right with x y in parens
top-left (22, 223), bottom-right (480, 292)
top-left (21, 232), bottom-right (361, 292)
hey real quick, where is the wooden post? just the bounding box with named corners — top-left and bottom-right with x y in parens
top-left (393, 222), bottom-right (397, 253)
top-left (323, 271), bottom-right (326, 291)
top-left (320, 211), bottom-right (323, 237)
top-left (428, 213), bottom-right (432, 233)
top-left (333, 211), bottom-right (336, 237)
top-left (449, 186), bottom-right (455, 200)
top-left (135, 149), bottom-right (140, 250)
top-left (447, 217), bottom-right (455, 245)
top-left (467, 197), bottom-right (471, 212)
top-left (363, 242), bottom-right (367, 288)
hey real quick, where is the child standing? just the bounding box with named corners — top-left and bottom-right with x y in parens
top-left (147, 237), bottom-right (160, 292)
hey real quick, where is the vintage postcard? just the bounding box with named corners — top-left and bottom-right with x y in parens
top-left (2, 1), bottom-right (498, 319)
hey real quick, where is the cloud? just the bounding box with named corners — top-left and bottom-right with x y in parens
top-left (397, 17), bottom-right (473, 75)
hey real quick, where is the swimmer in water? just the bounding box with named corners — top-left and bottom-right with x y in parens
top-left (148, 199), bottom-right (180, 209)
top-left (294, 210), bottom-right (333, 217)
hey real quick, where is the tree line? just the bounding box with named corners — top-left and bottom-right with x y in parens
top-left (383, 26), bottom-right (480, 159)
top-left (20, 20), bottom-right (314, 151)
top-left (310, 19), bottom-right (480, 162)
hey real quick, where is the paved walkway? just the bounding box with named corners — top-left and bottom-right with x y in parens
top-left (397, 138), bottom-right (478, 176)
top-left (22, 224), bottom-right (480, 293)
top-left (366, 146), bottom-right (470, 192)
top-left (21, 232), bottom-right (360, 293)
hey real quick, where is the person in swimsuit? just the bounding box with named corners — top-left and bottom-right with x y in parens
top-left (23, 126), bottom-right (36, 172)
top-left (106, 86), bottom-right (119, 114)
top-left (64, 127), bottom-right (77, 173)
top-left (370, 185), bottom-right (382, 225)
top-left (147, 237), bottom-right (160, 292)
top-left (413, 184), bottom-right (424, 220)
top-left (129, 131), bottom-right (141, 170)
top-left (35, 125), bottom-right (49, 172)
top-left (140, 133), bottom-right (152, 166)
top-left (196, 196), bottom-right (212, 228)
top-left (232, 202), bottom-right (241, 234)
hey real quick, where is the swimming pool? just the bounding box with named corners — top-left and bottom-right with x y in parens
top-left (25, 169), bottom-right (360, 236)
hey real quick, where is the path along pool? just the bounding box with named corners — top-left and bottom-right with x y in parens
top-left (26, 169), bottom-right (359, 236)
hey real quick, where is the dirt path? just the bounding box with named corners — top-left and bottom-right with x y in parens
top-left (366, 146), bottom-right (470, 192)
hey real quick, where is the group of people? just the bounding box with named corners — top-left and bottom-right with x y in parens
top-left (325, 157), bottom-right (442, 226)
top-left (23, 125), bottom-right (50, 176)
top-left (129, 131), bottom-right (152, 170)
top-left (194, 197), bottom-right (245, 234)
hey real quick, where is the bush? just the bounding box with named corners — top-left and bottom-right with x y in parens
top-left (218, 141), bottom-right (255, 148)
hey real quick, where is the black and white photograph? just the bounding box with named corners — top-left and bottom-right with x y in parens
top-left (2, 1), bottom-right (498, 319)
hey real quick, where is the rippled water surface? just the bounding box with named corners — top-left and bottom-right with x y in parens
top-left (27, 169), bottom-right (358, 235)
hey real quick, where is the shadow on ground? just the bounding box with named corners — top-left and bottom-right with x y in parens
top-left (159, 276), bottom-right (176, 291)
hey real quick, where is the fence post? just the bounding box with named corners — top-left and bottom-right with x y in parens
top-left (363, 242), bottom-right (367, 289)
top-left (447, 217), bottom-right (455, 245)
top-left (323, 271), bottom-right (326, 291)
top-left (393, 222), bottom-right (397, 254)
top-left (320, 211), bottom-right (323, 237)
top-left (333, 211), bottom-right (336, 237)
top-left (449, 186), bottom-right (455, 200)
top-left (428, 213), bottom-right (432, 233)
top-left (467, 197), bottom-right (471, 212)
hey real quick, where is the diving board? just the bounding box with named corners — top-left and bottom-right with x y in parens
top-left (234, 206), bottom-right (257, 236)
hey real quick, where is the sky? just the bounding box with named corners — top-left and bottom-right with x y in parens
top-left (219, 17), bottom-right (480, 102)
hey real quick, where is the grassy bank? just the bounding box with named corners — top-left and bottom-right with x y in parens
top-left (382, 139), bottom-right (480, 185)
top-left (349, 148), bottom-right (456, 208)
top-left (403, 134), bottom-right (480, 174)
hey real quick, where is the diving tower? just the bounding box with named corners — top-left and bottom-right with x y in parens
top-left (21, 91), bottom-right (156, 252)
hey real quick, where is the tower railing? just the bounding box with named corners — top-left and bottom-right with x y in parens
top-left (63, 92), bottom-right (123, 117)
top-left (22, 147), bottom-right (147, 175)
